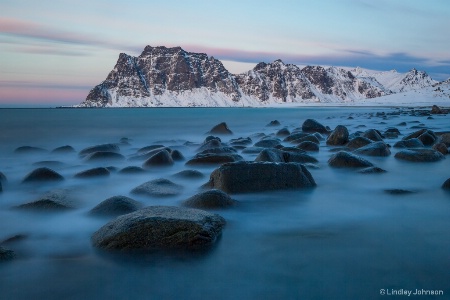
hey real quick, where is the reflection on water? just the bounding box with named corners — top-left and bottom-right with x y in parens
top-left (0, 107), bottom-right (449, 299)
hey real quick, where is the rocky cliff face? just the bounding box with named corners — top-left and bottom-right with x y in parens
top-left (78, 46), bottom-right (436, 107)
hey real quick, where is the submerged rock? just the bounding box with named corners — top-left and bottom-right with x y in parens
top-left (393, 138), bottom-right (424, 148)
top-left (142, 150), bottom-right (174, 168)
top-left (75, 167), bottom-right (110, 178)
top-left (384, 189), bottom-right (415, 195)
top-left (131, 178), bottom-right (183, 197)
top-left (395, 149), bottom-right (445, 162)
top-left (171, 150), bottom-right (185, 161)
top-left (172, 169), bottom-right (205, 179)
top-left (0, 247), bottom-right (15, 261)
top-left (362, 129), bottom-right (383, 142)
top-left (346, 137), bottom-right (373, 150)
top-left (276, 128), bottom-right (290, 137)
top-left (442, 178), bottom-right (450, 190)
top-left (207, 161), bottom-right (316, 193)
top-left (183, 189), bottom-right (237, 209)
top-left (84, 151), bottom-right (125, 162)
top-left (358, 167), bottom-right (387, 174)
top-left (328, 151), bottom-right (374, 168)
top-left (16, 189), bottom-right (75, 211)
top-left (208, 122), bottom-right (233, 135)
top-left (266, 120), bottom-right (281, 126)
top-left (254, 138), bottom-right (281, 148)
top-left (79, 143), bottom-right (120, 157)
top-left (51, 145), bottom-right (75, 153)
top-left (439, 133), bottom-right (450, 146)
top-left (22, 167), bottom-right (64, 183)
top-left (89, 196), bottom-right (142, 217)
top-left (119, 166), bottom-right (146, 174)
top-left (255, 148), bottom-right (318, 164)
top-left (186, 153), bottom-right (243, 165)
top-left (14, 146), bottom-right (47, 154)
top-left (0, 171), bottom-right (6, 183)
top-left (91, 206), bottom-right (225, 250)
top-left (296, 141), bottom-right (319, 152)
top-left (432, 143), bottom-right (448, 155)
top-left (353, 141), bottom-right (391, 157)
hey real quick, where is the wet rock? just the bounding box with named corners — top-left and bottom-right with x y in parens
top-left (431, 105), bottom-right (446, 114)
top-left (393, 138), bottom-right (424, 148)
top-left (0, 181), bottom-right (2, 193)
top-left (293, 134), bottom-right (320, 145)
top-left (438, 133), bottom-right (450, 146)
top-left (16, 189), bottom-right (75, 211)
top-left (170, 150), bottom-right (185, 161)
top-left (22, 167), bottom-right (64, 183)
top-left (172, 169), bottom-right (205, 179)
top-left (284, 132), bottom-right (309, 142)
top-left (119, 166), bottom-right (146, 174)
top-left (384, 189), bottom-right (415, 195)
top-left (432, 143), bottom-right (448, 155)
top-left (129, 147), bottom-right (171, 161)
top-left (328, 151), bottom-right (374, 168)
top-left (51, 145), bottom-right (75, 153)
top-left (74, 167), bottom-right (110, 178)
top-left (358, 167), bottom-right (387, 174)
top-left (79, 143), bottom-right (120, 157)
top-left (255, 148), bottom-right (318, 164)
top-left (276, 128), bottom-right (290, 137)
top-left (89, 195), bottom-right (143, 217)
top-left (266, 120), bottom-right (281, 126)
top-left (197, 139), bottom-right (222, 152)
top-left (442, 178), bottom-right (450, 190)
top-left (14, 146), bottom-right (47, 154)
top-left (302, 119), bottom-right (328, 134)
top-left (208, 122), bottom-right (233, 135)
top-left (254, 138), bottom-right (281, 148)
top-left (402, 129), bottom-right (435, 141)
top-left (326, 125), bottom-right (349, 146)
top-left (417, 132), bottom-right (436, 146)
top-left (229, 137), bottom-right (252, 146)
top-left (142, 150), bottom-right (174, 168)
top-left (280, 147), bottom-right (306, 153)
top-left (346, 137), bottom-right (373, 150)
top-left (91, 206), bottom-right (225, 250)
top-left (131, 178), bottom-right (183, 197)
top-left (183, 189), bottom-right (237, 209)
top-left (394, 149), bottom-right (445, 162)
top-left (0, 247), bottom-right (15, 261)
top-left (353, 141), bottom-right (391, 157)
top-left (186, 153), bottom-right (243, 165)
top-left (137, 145), bottom-right (166, 154)
top-left (362, 129), bottom-right (383, 142)
top-left (397, 122), bottom-right (407, 126)
top-left (296, 141), bottom-right (319, 152)
top-left (385, 127), bottom-right (401, 135)
top-left (84, 151), bottom-right (125, 162)
top-left (207, 161), bottom-right (316, 193)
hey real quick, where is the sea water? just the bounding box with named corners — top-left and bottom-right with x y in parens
top-left (0, 107), bottom-right (449, 300)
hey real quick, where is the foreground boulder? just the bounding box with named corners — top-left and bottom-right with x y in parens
top-left (22, 167), bottom-right (64, 183)
top-left (301, 119), bottom-right (328, 134)
top-left (394, 149), bottom-right (445, 162)
top-left (91, 206), bottom-right (225, 250)
top-left (207, 161), bottom-right (316, 193)
top-left (89, 196), bottom-right (143, 217)
top-left (131, 178), bottom-right (183, 197)
top-left (183, 189), bottom-right (237, 209)
top-left (208, 122), bottom-right (233, 135)
top-left (326, 125), bottom-right (349, 146)
top-left (328, 151), bottom-right (374, 168)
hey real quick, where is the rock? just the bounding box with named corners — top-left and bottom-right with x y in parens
top-left (74, 167), bottom-right (110, 178)
top-left (393, 138), bottom-right (424, 148)
top-left (442, 178), bottom-right (450, 189)
top-left (284, 132), bottom-right (309, 142)
top-left (280, 147), bottom-right (306, 153)
top-left (255, 148), bottom-right (318, 164)
top-left (432, 143), bottom-right (448, 155)
top-left (0, 172), bottom-right (6, 183)
top-left (402, 129), bottom-right (436, 141)
top-left (241, 147), bottom-right (265, 154)
top-left (439, 133), bottom-right (450, 146)
top-left (431, 105), bottom-right (445, 114)
top-left (313, 132), bottom-right (324, 141)
top-left (183, 189), bottom-right (237, 209)
top-left (89, 196), bottom-right (142, 217)
top-left (384, 189), bottom-right (415, 195)
top-left (266, 120), bottom-right (281, 126)
top-left (91, 206), bottom-right (225, 250)
top-left (346, 137), bottom-right (373, 150)
top-left (204, 135), bottom-right (221, 143)
top-left (326, 125), bottom-right (349, 146)
top-left (394, 149), bottom-right (445, 162)
top-left (16, 189), bottom-right (75, 211)
top-left (0, 247), bottom-right (15, 261)
top-left (14, 146), bottom-right (47, 154)
top-left (79, 143), bottom-right (120, 157)
top-left (417, 132), bottom-right (436, 146)
top-left (119, 166), bottom-right (146, 174)
top-left (353, 141), bottom-right (391, 157)
top-left (84, 151), bottom-right (125, 162)
top-left (293, 134), bottom-right (320, 145)
top-left (142, 150), bottom-right (174, 168)
top-left (229, 137), bottom-right (252, 146)
top-left (137, 145), bottom-right (166, 154)
top-left (131, 178), bottom-right (183, 197)
top-left (129, 147), bottom-right (172, 161)
top-left (0, 181), bottom-right (2, 193)
top-left (171, 150), bottom-right (185, 161)
top-left (172, 169), bottom-right (205, 179)
top-left (51, 145), bottom-right (75, 153)
top-left (301, 119), bottom-right (328, 134)
top-left (197, 139), bottom-right (222, 152)
top-left (253, 138), bottom-right (281, 148)
top-left (32, 161), bottom-right (66, 168)
top-left (276, 128), bottom-right (290, 137)
top-left (207, 161), bottom-right (316, 193)
top-left (397, 122), bottom-right (407, 126)
top-left (328, 151), bottom-right (374, 168)
top-left (208, 122), bottom-right (233, 135)
top-left (358, 167), bottom-right (387, 174)
top-left (362, 129), bottom-right (383, 142)
top-left (296, 141), bottom-right (319, 152)
top-left (385, 127), bottom-right (401, 135)
top-left (22, 167), bottom-right (64, 183)
top-left (185, 154), bottom-right (243, 165)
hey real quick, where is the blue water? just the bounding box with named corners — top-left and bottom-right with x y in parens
top-left (0, 107), bottom-right (449, 300)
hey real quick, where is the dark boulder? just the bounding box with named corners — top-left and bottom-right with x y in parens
top-left (186, 153), bottom-right (243, 165)
top-left (0, 171), bottom-right (6, 183)
top-left (0, 247), bottom-right (15, 261)
top-left (137, 145), bottom-right (166, 154)
top-left (207, 161), bottom-right (316, 193)
top-left (15, 189), bottom-right (75, 211)
top-left (255, 148), bottom-right (318, 164)
top-left (79, 143), bottom-right (120, 157)
top-left (84, 151), bottom-right (125, 162)
top-left (417, 132), bottom-right (436, 146)
top-left (293, 134), bottom-right (320, 145)
top-left (439, 133), bottom-right (450, 146)
top-left (402, 129), bottom-right (436, 141)
top-left (431, 105), bottom-right (446, 114)
top-left (51, 145), bottom-right (75, 153)
top-left (131, 178), bottom-right (183, 197)
top-left (229, 137), bottom-right (252, 146)
top-left (394, 149), bottom-right (445, 162)
top-left (22, 167), bottom-right (64, 183)
top-left (183, 189), bottom-right (237, 209)
top-left (302, 119), bottom-right (328, 134)
top-left (384, 189), bottom-right (415, 195)
top-left (74, 167), bottom-right (110, 178)
top-left (89, 196), bottom-right (142, 217)
top-left (208, 122), bottom-right (233, 135)
top-left (172, 169), bottom-right (205, 179)
top-left (254, 138), bottom-right (281, 148)
top-left (91, 206), bottom-right (225, 250)
top-left (353, 141), bottom-right (391, 157)
top-left (276, 128), bottom-right (290, 137)
top-left (171, 150), bottom-right (185, 161)
top-left (326, 125), bottom-right (349, 146)
top-left (328, 151), bottom-right (374, 168)
top-left (362, 129), bottom-right (383, 142)
top-left (266, 120), bottom-right (281, 126)
top-left (197, 139), bottom-right (222, 152)
top-left (14, 146), bottom-right (47, 154)
top-left (283, 132), bottom-right (309, 142)
top-left (346, 137), bottom-right (373, 150)
top-left (296, 141), bottom-right (319, 152)
top-left (393, 138), bottom-right (424, 148)
top-left (119, 166), bottom-right (146, 174)
top-left (142, 150), bottom-right (174, 168)
top-left (358, 167), bottom-right (387, 174)
top-left (442, 178), bottom-right (450, 189)
top-left (432, 143), bottom-right (448, 155)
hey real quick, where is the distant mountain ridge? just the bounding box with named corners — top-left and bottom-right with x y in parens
top-left (78, 46), bottom-right (440, 107)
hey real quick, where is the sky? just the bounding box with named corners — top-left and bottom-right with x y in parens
top-left (1, 0), bottom-right (450, 107)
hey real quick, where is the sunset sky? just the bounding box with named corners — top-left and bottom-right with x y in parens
top-left (1, 0), bottom-right (449, 107)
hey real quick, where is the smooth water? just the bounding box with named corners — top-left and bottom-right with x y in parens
top-left (0, 107), bottom-right (449, 300)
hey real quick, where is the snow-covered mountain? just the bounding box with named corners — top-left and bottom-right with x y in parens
top-left (78, 46), bottom-right (442, 107)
